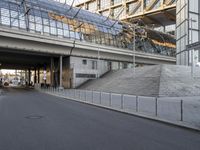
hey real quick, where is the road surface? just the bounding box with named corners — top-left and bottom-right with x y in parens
top-left (0, 87), bottom-right (199, 150)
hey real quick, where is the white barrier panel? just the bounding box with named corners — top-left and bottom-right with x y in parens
top-left (111, 93), bottom-right (122, 109)
top-left (158, 98), bottom-right (181, 121)
top-left (41, 88), bottom-right (200, 129)
top-left (80, 90), bottom-right (86, 101)
top-left (101, 92), bottom-right (110, 107)
top-left (138, 96), bottom-right (156, 116)
top-left (183, 100), bottom-right (200, 126)
top-left (85, 91), bottom-right (93, 103)
top-left (123, 95), bottom-right (137, 112)
top-left (93, 91), bottom-right (101, 104)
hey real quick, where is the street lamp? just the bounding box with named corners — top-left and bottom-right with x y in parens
top-left (130, 23), bottom-right (138, 77)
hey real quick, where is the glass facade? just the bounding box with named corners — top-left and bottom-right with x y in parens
top-left (176, 0), bottom-right (200, 65)
top-left (0, 0), bottom-right (175, 57)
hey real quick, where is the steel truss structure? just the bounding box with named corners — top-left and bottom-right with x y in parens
top-left (76, 0), bottom-right (176, 26)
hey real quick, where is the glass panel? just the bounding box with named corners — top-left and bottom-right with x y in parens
top-left (189, 0), bottom-right (198, 12)
top-left (113, 0), bottom-right (122, 5)
top-left (11, 18), bottom-right (18, 27)
top-left (1, 16), bottom-right (10, 26)
top-left (1, 8), bottom-right (9, 17)
top-left (100, 0), bottom-right (110, 9)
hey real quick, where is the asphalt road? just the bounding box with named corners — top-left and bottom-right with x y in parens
top-left (0, 87), bottom-right (200, 150)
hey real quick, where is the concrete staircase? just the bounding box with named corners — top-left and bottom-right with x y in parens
top-left (79, 65), bottom-right (200, 97)
top-left (79, 65), bottom-right (161, 96)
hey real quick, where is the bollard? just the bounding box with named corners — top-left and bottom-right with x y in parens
top-left (92, 91), bottom-right (94, 103)
top-left (136, 96), bottom-right (138, 112)
top-left (155, 97), bottom-right (158, 116)
top-left (109, 92), bottom-right (112, 107)
top-left (121, 94), bottom-right (124, 109)
top-left (85, 91), bottom-right (87, 101)
top-left (180, 100), bottom-right (183, 121)
top-left (74, 89), bottom-right (76, 99)
top-left (100, 92), bottom-right (102, 105)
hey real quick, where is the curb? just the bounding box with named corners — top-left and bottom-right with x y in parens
top-left (42, 91), bottom-right (200, 132)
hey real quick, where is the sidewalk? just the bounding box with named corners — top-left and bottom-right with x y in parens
top-left (40, 88), bottom-right (200, 131)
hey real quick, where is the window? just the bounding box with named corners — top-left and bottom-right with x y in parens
top-left (92, 61), bottom-right (97, 69)
top-left (76, 73), bottom-right (96, 78)
top-left (82, 59), bottom-right (87, 65)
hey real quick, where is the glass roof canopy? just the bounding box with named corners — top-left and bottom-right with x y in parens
top-left (0, 0), bottom-right (175, 57)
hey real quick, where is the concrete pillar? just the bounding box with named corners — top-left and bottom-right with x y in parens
top-left (37, 68), bottom-right (40, 84)
top-left (59, 55), bottom-right (63, 89)
top-left (50, 57), bottom-right (54, 87)
top-left (25, 70), bottom-right (28, 86)
top-left (28, 69), bottom-right (31, 86)
top-left (34, 68), bottom-right (37, 84)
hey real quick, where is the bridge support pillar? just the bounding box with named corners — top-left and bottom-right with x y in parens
top-left (28, 69), bottom-right (31, 86)
top-left (34, 68), bottom-right (37, 84)
top-left (59, 55), bottom-right (63, 90)
top-left (50, 57), bottom-right (54, 87)
top-left (37, 68), bottom-right (40, 84)
top-left (25, 70), bottom-right (28, 86)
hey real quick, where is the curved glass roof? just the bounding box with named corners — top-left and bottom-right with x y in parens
top-left (0, 0), bottom-right (175, 57)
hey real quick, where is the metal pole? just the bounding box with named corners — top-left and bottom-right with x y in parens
top-left (85, 90), bottom-right (87, 101)
top-left (92, 90), bottom-right (94, 103)
top-left (191, 19), bottom-right (194, 77)
top-left (109, 92), bottom-right (112, 107)
top-left (121, 94), bottom-right (124, 110)
top-left (180, 100), bottom-right (183, 121)
top-left (23, 0), bottom-right (29, 31)
top-left (189, 18), bottom-right (197, 77)
top-left (97, 48), bottom-right (100, 79)
top-left (50, 57), bottom-right (54, 87)
top-left (59, 55), bottom-right (63, 89)
top-left (136, 96), bottom-right (138, 112)
top-left (100, 92), bottom-right (102, 104)
top-left (133, 25), bottom-right (136, 76)
top-left (155, 97), bottom-right (158, 116)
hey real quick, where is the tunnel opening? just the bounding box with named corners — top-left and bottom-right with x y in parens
top-left (0, 49), bottom-right (72, 90)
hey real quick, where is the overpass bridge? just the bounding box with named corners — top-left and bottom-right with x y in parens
top-left (0, 0), bottom-right (175, 88)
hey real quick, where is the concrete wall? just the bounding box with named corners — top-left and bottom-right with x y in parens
top-left (69, 56), bottom-right (135, 88)
top-left (70, 56), bottom-right (109, 88)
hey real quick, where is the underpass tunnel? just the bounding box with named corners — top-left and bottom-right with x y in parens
top-left (0, 49), bottom-right (70, 89)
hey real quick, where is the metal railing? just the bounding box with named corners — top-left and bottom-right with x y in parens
top-left (38, 87), bottom-right (200, 130)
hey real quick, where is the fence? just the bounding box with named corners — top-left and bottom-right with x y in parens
top-left (39, 87), bottom-right (200, 130)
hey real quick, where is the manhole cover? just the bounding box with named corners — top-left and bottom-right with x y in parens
top-left (25, 115), bottom-right (44, 119)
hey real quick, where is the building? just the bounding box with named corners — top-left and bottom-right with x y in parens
top-left (176, 0), bottom-right (200, 66)
top-left (0, 0), bottom-right (175, 88)
top-left (75, 0), bottom-right (176, 34)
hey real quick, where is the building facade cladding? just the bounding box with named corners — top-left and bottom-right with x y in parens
top-left (0, 0), bottom-right (175, 57)
top-left (176, 0), bottom-right (200, 66)
top-left (75, 0), bottom-right (176, 30)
